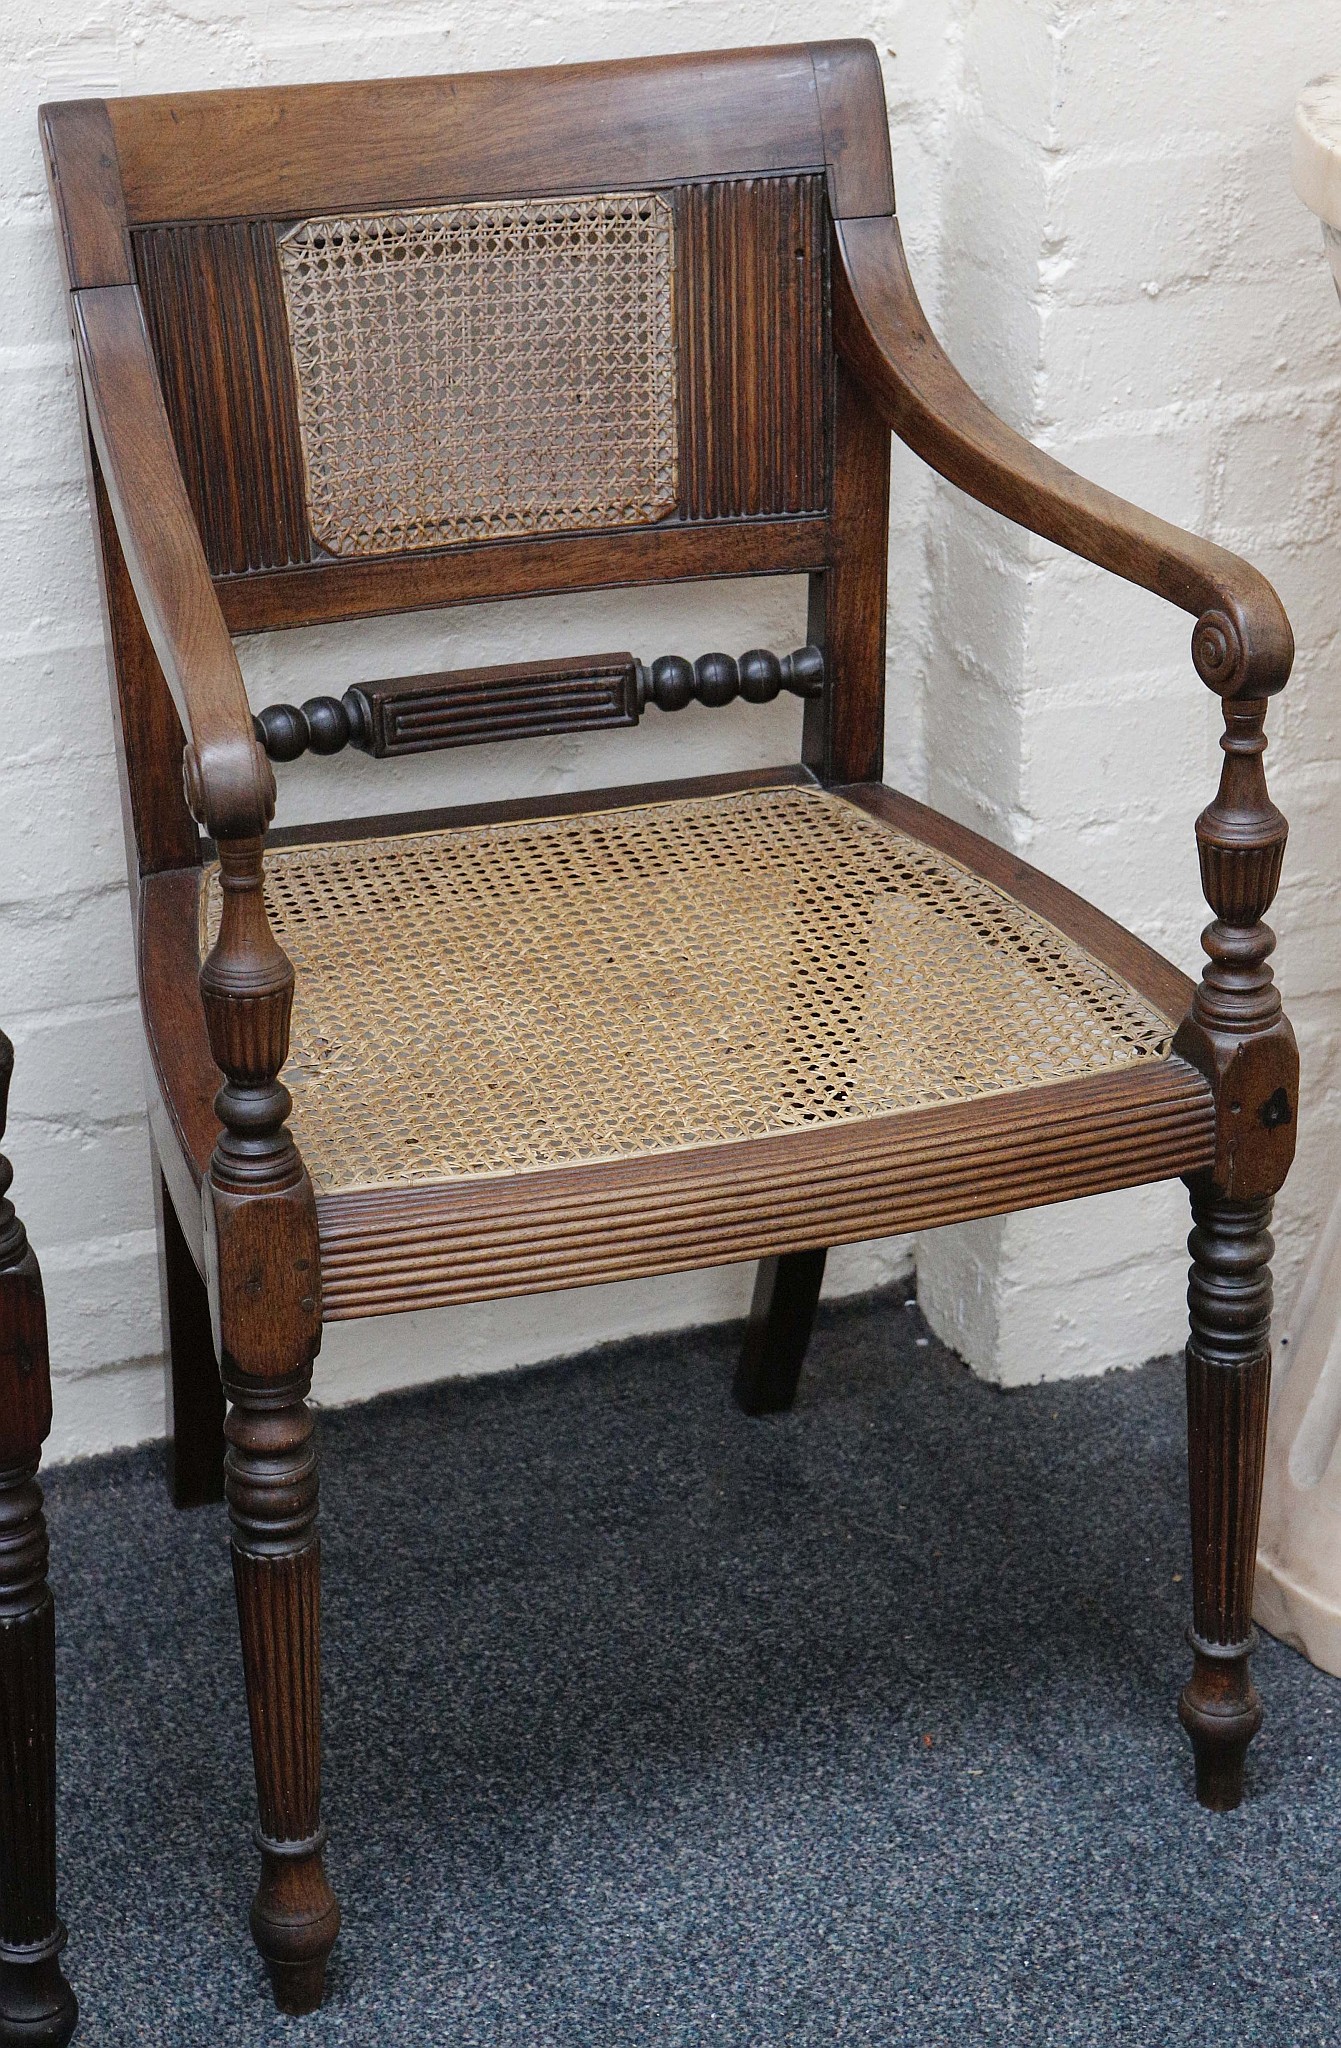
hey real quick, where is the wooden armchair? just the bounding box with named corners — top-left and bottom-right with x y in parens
top-left (42, 43), bottom-right (1295, 2016)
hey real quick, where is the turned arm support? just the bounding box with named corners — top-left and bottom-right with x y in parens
top-left (74, 288), bottom-right (308, 1237)
top-left (834, 214), bottom-right (1298, 1199)
top-left (833, 214), bottom-right (1294, 701)
top-left (73, 284), bottom-right (274, 841)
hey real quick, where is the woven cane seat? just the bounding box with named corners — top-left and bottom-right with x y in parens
top-left (202, 785), bottom-right (1174, 1201)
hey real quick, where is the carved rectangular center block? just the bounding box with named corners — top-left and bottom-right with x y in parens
top-left (351, 655), bottom-right (640, 755)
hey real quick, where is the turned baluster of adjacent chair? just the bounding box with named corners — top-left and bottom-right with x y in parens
top-left (0, 1033), bottom-right (78, 2047)
top-left (41, 42), bottom-right (1295, 2014)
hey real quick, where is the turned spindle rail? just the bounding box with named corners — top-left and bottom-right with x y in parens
top-left (252, 645), bottom-right (826, 763)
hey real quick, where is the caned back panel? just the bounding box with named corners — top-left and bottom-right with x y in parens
top-left (277, 194), bottom-right (680, 559)
top-left (131, 173), bottom-right (831, 612)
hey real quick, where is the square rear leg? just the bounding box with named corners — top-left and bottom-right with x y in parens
top-left (733, 1248), bottom-right (827, 1415)
top-left (155, 1168), bottom-right (226, 1508)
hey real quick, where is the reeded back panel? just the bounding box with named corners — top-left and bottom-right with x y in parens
top-left (130, 173), bottom-right (831, 609)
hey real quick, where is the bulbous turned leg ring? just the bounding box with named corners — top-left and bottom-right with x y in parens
top-left (1179, 1628), bottom-right (1262, 1811)
top-left (0, 1932), bottom-right (77, 2048)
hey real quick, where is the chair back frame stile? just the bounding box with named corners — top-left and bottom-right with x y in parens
top-left (44, 46), bottom-right (897, 896)
top-left (40, 40), bottom-right (1299, 2019)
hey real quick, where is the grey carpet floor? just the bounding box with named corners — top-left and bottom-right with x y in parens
top-left (44, 1283), bottom-right (1341, 2047)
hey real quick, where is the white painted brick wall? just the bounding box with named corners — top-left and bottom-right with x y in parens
top-left (4, 0), bottom-right (1337, 1452)
top-left (917, 0), bottom-right (1341, 1382)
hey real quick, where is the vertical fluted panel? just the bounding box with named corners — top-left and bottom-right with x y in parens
top-left (677, 175), bottom-right (828, 521)
top-left (0, 1595), bottom-right (57, 1946)
top-left (133, 220), bottom-right (313, 576)
top-left (232, 1544), bottom-right (322, 1843)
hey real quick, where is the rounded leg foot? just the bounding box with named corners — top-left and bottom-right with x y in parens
top-left (251, 1844), bottom-right (340, 2016)
top-left (1178, 1635), bottom-right (1262, 1811)
top-left (0, 1944), bottom-right (78, 2048)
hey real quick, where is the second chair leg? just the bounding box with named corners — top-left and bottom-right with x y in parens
top-left (225, 1366), bottom-right (340, 2014)
top-left (733, 1248), bottom-right (827, 1415)
top-left (1179, 1182), bottom-right (1273, 1810)
top-left (0, 1034), bottom-right (76, 2048)
top-left (156, 1171), bottom-right (226, 1509)
top-left (0, 1452), bottom-right (78, 2048)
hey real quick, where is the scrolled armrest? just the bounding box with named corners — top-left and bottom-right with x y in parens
top-left (73, 284), bottom-right (275, 839)
top-left (832, 215), bottom-right (1293, 700)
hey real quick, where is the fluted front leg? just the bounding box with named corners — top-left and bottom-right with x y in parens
top-left (197, 824), bottom-right (336, 2012)
top-left (0, 1038), bottom-right (76, 2048)
top-left (225, 1367), bottom-right (337, 2013)
top-left (1179, 1183), bottom-right (1273, 1809)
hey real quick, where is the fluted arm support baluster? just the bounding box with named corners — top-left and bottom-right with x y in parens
top-left (1174, 697), bottom-right (1297, 1201)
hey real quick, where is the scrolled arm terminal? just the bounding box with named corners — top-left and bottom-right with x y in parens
top-left (832, 214), bottom-right (1294, 703)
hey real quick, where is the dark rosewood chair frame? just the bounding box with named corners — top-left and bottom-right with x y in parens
top-left (0, 1035), bottom-right (77, 2047)
top-left (41, 42), bottom-right (1295, 2015)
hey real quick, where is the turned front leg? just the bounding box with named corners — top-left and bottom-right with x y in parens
top-left (1179, 1185), bottom-right (1272, 1809)
top-left (225, 1367), bottom-right (338, 2013)
top-left (198, 826), bottom-right (337, 2011)
top-left (1173, 673), bottom-right (1296, 1810)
